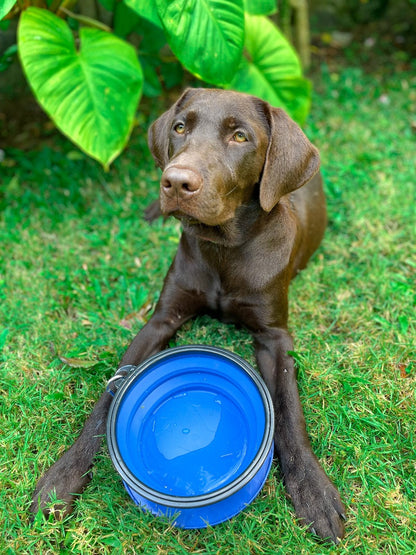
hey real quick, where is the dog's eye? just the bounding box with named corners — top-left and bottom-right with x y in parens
top-left (174, 123), bottom-right (185, 134)
top-left (232, 131), bottom-right (248, 143)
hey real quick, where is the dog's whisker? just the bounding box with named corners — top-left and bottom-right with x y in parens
top-left (224, 185), bottom-right (238, 197)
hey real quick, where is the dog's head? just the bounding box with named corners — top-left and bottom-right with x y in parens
top-left (148, 88), bottom-right (319, 232)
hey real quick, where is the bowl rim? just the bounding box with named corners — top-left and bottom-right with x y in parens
top-left (107, 344), bottom-right (274, 508)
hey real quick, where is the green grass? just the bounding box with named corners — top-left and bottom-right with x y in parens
top-left (1, 64), bottom-right (415, 554)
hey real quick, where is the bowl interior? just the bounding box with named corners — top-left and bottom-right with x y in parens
top-left (114, 350), bottom-right (267, 498)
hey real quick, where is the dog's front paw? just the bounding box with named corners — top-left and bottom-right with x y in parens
top-left (284, 457), bottom-right (346, 544)
top-left (30, 448), bottom-right (93, 519)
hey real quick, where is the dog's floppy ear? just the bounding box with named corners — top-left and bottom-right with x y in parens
top-left (148, 88), bottom-right (200, 169)
top-left (259, 106), bottom-right (320, 212)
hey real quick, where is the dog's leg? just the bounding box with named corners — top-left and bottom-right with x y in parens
top-left (30, 283), bottom-right (204, 519)
top-left (254, 327), bottom-right (345, 544)
top-left (30, 390), bottom-right (113, 519)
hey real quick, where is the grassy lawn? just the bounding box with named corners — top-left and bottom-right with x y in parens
top-left (1, 64), bottom-right (415, 554)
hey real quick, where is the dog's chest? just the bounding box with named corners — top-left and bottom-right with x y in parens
top-left (205, 232), bottom-right (291, 293)
top-left (200, 246), bottom-right (282, 326)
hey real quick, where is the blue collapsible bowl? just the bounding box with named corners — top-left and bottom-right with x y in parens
top-left (107, 345), bottom-right (274, 529)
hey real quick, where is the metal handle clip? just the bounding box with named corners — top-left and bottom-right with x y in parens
top-left (106, 364), bottom-right (136, 396)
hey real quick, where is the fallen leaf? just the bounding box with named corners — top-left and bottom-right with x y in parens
top-left (397, 363), bottom-right (412, 378)
top-left (119, 318), bottom-right (133, 330)
top-left (119, 303), bottom-right (153, 329)
top-left (59, 356), bottom-right (98, 368)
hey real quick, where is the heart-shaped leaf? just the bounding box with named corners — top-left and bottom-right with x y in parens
top-left (155, 0), bottom-right (244, 86)
top-left (228, 14), bottom-right (311, 124)
top-left (18, 7), bottom-right (143, 167)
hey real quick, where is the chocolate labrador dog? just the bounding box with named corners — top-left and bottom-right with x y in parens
top-left (31, 89), bottom-right (345, 543)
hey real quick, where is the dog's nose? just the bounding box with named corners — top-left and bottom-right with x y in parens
top-left (161, 166), bottom-right (202, 199)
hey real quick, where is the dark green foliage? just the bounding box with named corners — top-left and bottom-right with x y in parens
top-left (2, 1), bottom-right (309, 167)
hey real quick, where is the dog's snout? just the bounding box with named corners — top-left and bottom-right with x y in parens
top-left (161, 167), bottom-right (202, 199)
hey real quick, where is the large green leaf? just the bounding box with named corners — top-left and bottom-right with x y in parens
top-left (155, 0), bottom-right (244, 86)
top-left (18, 7), bottom-right (143, 168)
top-left (228, 15), bottom-right (311, 124)
top-left (124, 0), bottom-right (162, 28)
top-left (0, 0), bottom-right (16, 20)
top-left (97, 0), bottom-right (116, 11)
top-left (244, 0), bottom-right (276, 16)
top-left (113, 1), bottom-right (142, 37)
